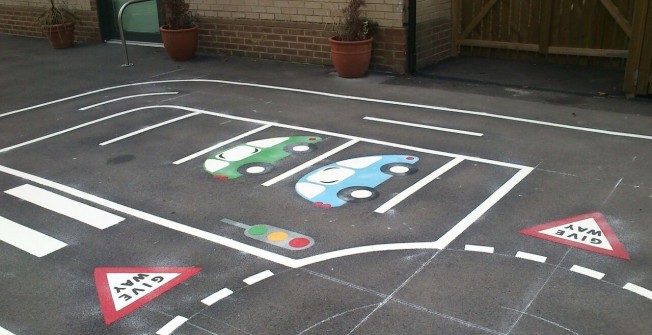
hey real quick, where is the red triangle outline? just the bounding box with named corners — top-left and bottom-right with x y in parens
top-left (94, 267), bottom-right (201, 325)
top-left (519, 212), bottom-right (629, 260)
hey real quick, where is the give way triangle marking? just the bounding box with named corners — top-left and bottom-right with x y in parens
top-left (94, 267), bottom-right (201, 325)
top-left (519, 212), bottom-right (629, 260)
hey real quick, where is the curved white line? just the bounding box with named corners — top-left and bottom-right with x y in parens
top-left (1, 79), bottom-right (650, 140)
top-left (79, 92), bottom-right (178, 110)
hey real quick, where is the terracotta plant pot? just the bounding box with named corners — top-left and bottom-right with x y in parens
top-left (160, 25), bottom-right (199, 61)
top-left (43, 21), bottom-right (75, 49)
top-left (328, 37), bottom-right (373, 78)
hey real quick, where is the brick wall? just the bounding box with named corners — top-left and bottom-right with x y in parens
top-left (198, 17), bottom-right (406, 73)
top-left (414, 0), bottom-right (451, 69)
top-left (0, 1), bottom-right (101, 43)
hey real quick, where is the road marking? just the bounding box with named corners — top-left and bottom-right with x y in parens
top-left (172, 124), bottom-right (273, 165)
top-left (515, 251), bottom-right (547, 263)
top-left (0, 326), bottom-right (17, 335)
top-left (570, 265), bottom-right (605, 280)
top-left (0, 164), bottom-right (529, 268)
top-left (0, 107), bottom-right (145, 153)
top-left (5, 184), bottom-right (124, 229)
top-left (201, 288), bottom-right (234, 306)
top-left (243, 270), bottom-right (274, 285)
top-left (464, 244), bottom-right (495, 253)
top-left (363, 116), bottom-right (483, 137)
top-left (100, 112), bottom-right (201, 146)
top-left (0, 215), bottom-right (67, 257)
top-left (156, 316), bottom-right (188, 335)
top-left (79, 92), bottom-right (178, 110)
top-left (375, 157), bottom-right (464, 214)
top-left (623, 283), bottom-right (652, 300)
top-left (262, 139), bottom-right (359, 186)
top-left (433, 167), bottom-right (534, 249)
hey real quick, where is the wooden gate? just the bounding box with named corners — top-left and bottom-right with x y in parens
top-left (624, 1), bottom-right (652, 95)
top-left (452, 0), bottom-right (634, 67)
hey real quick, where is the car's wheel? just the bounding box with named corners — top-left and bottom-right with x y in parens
top-left (237, 162), bottom-right (274, 175)
top-left (380, 163), bottom-right (418, 176)
top-left (284, 142), bottom-right (317, 154)
top-left (337, 186), bottom-right (379, 203)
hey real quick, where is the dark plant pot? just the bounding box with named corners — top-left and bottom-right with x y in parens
top-left (43, 22), bottom-right (75, 49)
top-left (328, 37), bottom-right (373, 78)
top-left (160, 25), bottom-right (199, 61)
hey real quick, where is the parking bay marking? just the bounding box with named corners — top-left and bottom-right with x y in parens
top-left (363, 116), bottom-right (484, 137)
top-left (0, 325), bottom-right (17, 335)
top-left (79, 92), bottom-right (179, 110)
top-left (100, 112), bottom-right (201, 146)
top-left (0, 215), bottom-right (67, 257)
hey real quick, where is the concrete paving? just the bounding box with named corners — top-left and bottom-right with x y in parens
top-left (1, 34), bottom-right (651, 335)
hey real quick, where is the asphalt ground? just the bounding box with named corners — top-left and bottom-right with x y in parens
top-left (1, 34), bottom-right (651, 335)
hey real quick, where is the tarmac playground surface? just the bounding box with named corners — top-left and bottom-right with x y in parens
top-left (0, 35), bottom-right (651, 334)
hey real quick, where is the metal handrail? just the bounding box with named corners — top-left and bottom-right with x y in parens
top-left (118, 0), bottom-right (155, 67)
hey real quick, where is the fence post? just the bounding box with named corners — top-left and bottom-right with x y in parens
top-left (538, 0), bottom-right (553, 54)
top-left (624, 0), bottom-right (650, 96)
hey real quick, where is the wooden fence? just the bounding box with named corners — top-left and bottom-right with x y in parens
top-left (451, 0), bottom-right (652, 96)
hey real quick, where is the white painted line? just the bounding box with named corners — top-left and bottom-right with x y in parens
top-left (569, 265), bottom-right (605, 280)
top-left (3, 79), bottom-right (651, 140)
top-left (0, 215), bottom-right (67, 257)
top-left (0, 107), bottom-right (144, 153)
top-left (156, 316), bottom-right (188, 335)
top-left (433, 167), bottom-right (534, 249)
top-left (375, 157), bottom-right (464, 214)
top-left (262, 139), bottom-right (359, 186)
top-left (79, 92), bottom-right (178, 110)
top-left (623, 283), bottom-right (652, 301)
top-left (464, 244), bottom-right (495, 253)
top-left (100, 112), bottom-right (201, 145)
top-left (201, 288), bottom-right (234, 306)
top-left (243, 270), bottom-right (274, 285)
top-left (364, 116), bottom-right (483, 137)
top-left (5, 184), bottom-right (124, 229)
top-left (515, 251), bottom-right (547, 263)
top-left (0, 164), bottom-right (300, 268)
top-left (0, 326), bottom-right (17, 335)
top-left (172, 124), bottom-right (273, 165)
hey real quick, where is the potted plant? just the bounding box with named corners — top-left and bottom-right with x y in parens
top-left (37, 0), bottom-right (79, 49)
top-left (329, 0), bottom-right (378, 78)
top-left (160, 0), bottom-right (198, 61)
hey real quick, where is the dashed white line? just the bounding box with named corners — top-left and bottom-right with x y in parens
top-left (623, 283), bottom-right (652, 301)
top-left (201, 288), bottom-right (234, 306)
top-left (0, 215), bottom-right (67, 257)
top-left (243, 270), bottom-right (274, 285)
top-left (156, 316), bottom-right (187, 335)
top-left (363, 116), bottom-right (484, 137)
top-left (262, 139), bottom-right (359, 187)
top-left (570, 265), bottom-right (605, 280)
top-left (172, 124), bottom-right (273, 165)
top-left (464, 244), bottom-right (495, 253)
top-left (100, 112), bottom-right (201, 146)
top-left (515, 251), bottom-right (547, 263)
top-left (79, 92), bottom-right (178, 110)
top-left (375, 157), bottom-right (464, 214)
top-left (5, 184), bottom-right (124, 229)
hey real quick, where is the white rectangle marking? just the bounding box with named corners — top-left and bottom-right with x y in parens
top-left (156, 316), bottom-right (188, 335)
top-left (364, 116), bottom-right (484, 137)
top-left (100, 112), bottom-right (200, 145)
top-left (262, 139), bottom-right (359, 187)
top-left (623, 283), bottom-right (652, 301)
top-left (570, 265), bottom-right (605, 280)
top-left (201, 288), bottom-right (234, 306)
top-left (5, 184), bottom-right (124, 229)
top-left (243, 270), bottom-right (274, 285)
top-left (0, 215), bottom-right (67, 257)
top-left (515, 251), bottom-right (547, 263)
top-left (464, 244), bottom-right (495, 253)
top-left (173, 124), bottom-right (272, 165)
top-left (0, 325), bottom-right (17, 335)
top-left (375, 157), bottom-right (464, 214)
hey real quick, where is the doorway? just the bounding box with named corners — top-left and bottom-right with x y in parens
top-left (98, 0), bottom-right (163, 43)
